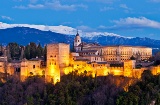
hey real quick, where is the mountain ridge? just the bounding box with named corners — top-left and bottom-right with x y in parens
top-left (0, 22), bottom-right (132, 38)
top-left (0, 26), bottom-right (160, 55)
top-left (0, 26), bottom-right (159, 46)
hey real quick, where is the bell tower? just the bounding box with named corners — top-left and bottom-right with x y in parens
top-left (74, 31), bottom-right (81, 51)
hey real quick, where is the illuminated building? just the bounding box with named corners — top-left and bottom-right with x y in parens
top-left (0, 32), bottom-right (157, 85)
top-left (74, 34), bottom-right (152, 63)
top-left (45, 43), bottom-right (70, 84)
top-left (21, 58), bottom-right (45, 81)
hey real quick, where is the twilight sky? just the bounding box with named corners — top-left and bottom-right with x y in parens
top-left (0, 0), bottom-right (160, 39)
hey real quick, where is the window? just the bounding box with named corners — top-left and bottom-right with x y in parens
top-left (16, 68), bottom-right (20, 72)
top-left (33, 65), bottom-right (35, 69)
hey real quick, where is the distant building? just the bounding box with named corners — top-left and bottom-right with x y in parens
top-left (73, 33), bottom-right (152, 63)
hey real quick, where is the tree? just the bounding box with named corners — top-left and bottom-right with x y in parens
top-left (141, 70), bottom-right (153, 83)
top-left (36, 43), bottom-right (43, 58)
top-left (29, 42), bottom-right (37, 59)
top-left (8, 42), bottom-right (21, 60)
top-left (43, 45), bottom-right (47, 61)
top-left (24, 45), bottom-right (30, 59)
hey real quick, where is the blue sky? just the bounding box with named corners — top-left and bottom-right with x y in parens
top-left (0, 0), bottom-right (160, 39)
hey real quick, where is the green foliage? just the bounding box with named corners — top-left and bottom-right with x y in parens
top-left (6, 42), bottom-right (46, 60)
top-left (24, 44), bottom-right (30, 59)
top-left (36, 43), bottom-right (44, 58)
top-left (8, 42), bottom-right (21, 60)
top-left (117, 70), bottom-right (160, 105)
top-left (24, 42), bottom-right (46, 59)
top-left (0, 73), bottom-right (123, 105)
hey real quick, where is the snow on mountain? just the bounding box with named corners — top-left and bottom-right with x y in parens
top-left (83, 32), bottom-right (133, 39)
top-left (0, 22), bottom-right (132, 39)
top-left (0, 22), bottom-right (77, 35)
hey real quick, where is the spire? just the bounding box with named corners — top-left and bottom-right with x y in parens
top-left (76, 29), bottom-right (79, 36)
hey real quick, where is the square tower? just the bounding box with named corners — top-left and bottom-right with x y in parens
top-left (46, 43), bottom-right (70, 84)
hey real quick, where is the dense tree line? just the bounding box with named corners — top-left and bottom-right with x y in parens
top-left (1, 70), bottom-right (160, 105)
top-left (5, 42), bottom-right (46, 60)
top-left (0, 72), bottom-right (125, 105)
top-left (116, 70), bottom-right (160, 105)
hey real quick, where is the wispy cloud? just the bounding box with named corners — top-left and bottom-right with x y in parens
top-left (13, 0), bottom-right (23, 1)
top-left (46, 1), bottom-right (87, 11)
top-left (119, 4), bottom-right (132, 13)
top-left (150, 0), bottom-right (160, 2)
top-left (98, 25), bottom-right (108, 29)
top-left (28, 4), bottom-right (44, 9)
top-left (14, 4), bottom-right (44, 9)
top-left (113, 17), bottom-right (160, 29)
top-left (1, 16), bottom-right (13, 21)
top-left (13, 1), bottom-right (87, 11)
top-left (30, 0), bottom-right (38, 4)
top-left (85, 0), bottom-right (116, 3)
top-left (100, 7), bottom-right (114, 11)
top-left (76, 25), bottom-right (96, 32)
top-left (119, 4), bottom-right (129, 9)
top-left (14, 5), bottom-right (27, 9)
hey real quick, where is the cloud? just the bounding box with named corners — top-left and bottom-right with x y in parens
top-left (14, 1), bottom-right (87, 11)
top-left (100, 7), bottom-right (113, 11)
top-left (119, 4), bottom-right (129, 9)
top-left (45, 1), bottom-right (87, 11)
top-left (28, 4), bottom-right (44, 9)
top-left (85, 0), bottom-right (116, 3)
top-left (30, 0), bottom-right (38, 4)
top-left (113, 17), bottom-right (160, 29)
top-left (76, 25), bottom-right (96, 32)
top-left (1, 16), bottom-right (13, 21)
top-left (98, 25), bottom-right (108, 29)
top-left (14, 5), bottom-right (28, 9)
top-left (150, 0), bottom-right (160, 2)
top-left (14, 4), bottom-right (44, 9)
top-left (13, 0), bottom-right (23, 1)
top-left (119, 4), bottom-right (132, 13)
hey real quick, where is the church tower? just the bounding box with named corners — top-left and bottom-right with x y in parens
top-left (74, 31), bottom-right (82, 51)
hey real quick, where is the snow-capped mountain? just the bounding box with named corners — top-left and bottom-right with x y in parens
top-left (0, 22), bottom-right (77, 35)
top-left (0, 22), bottom-right (132, 38)
top-left (0, 22), bottom-right (160, 54)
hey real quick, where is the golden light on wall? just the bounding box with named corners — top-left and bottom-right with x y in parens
top-left (50, 64), bottom-right (55, 75)
top-left (112, 70), bottom-right (123, 75)
top-left (64, 67), bottom-right (73, 74)
top-left (103, 68), bottom-right (110, 76)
